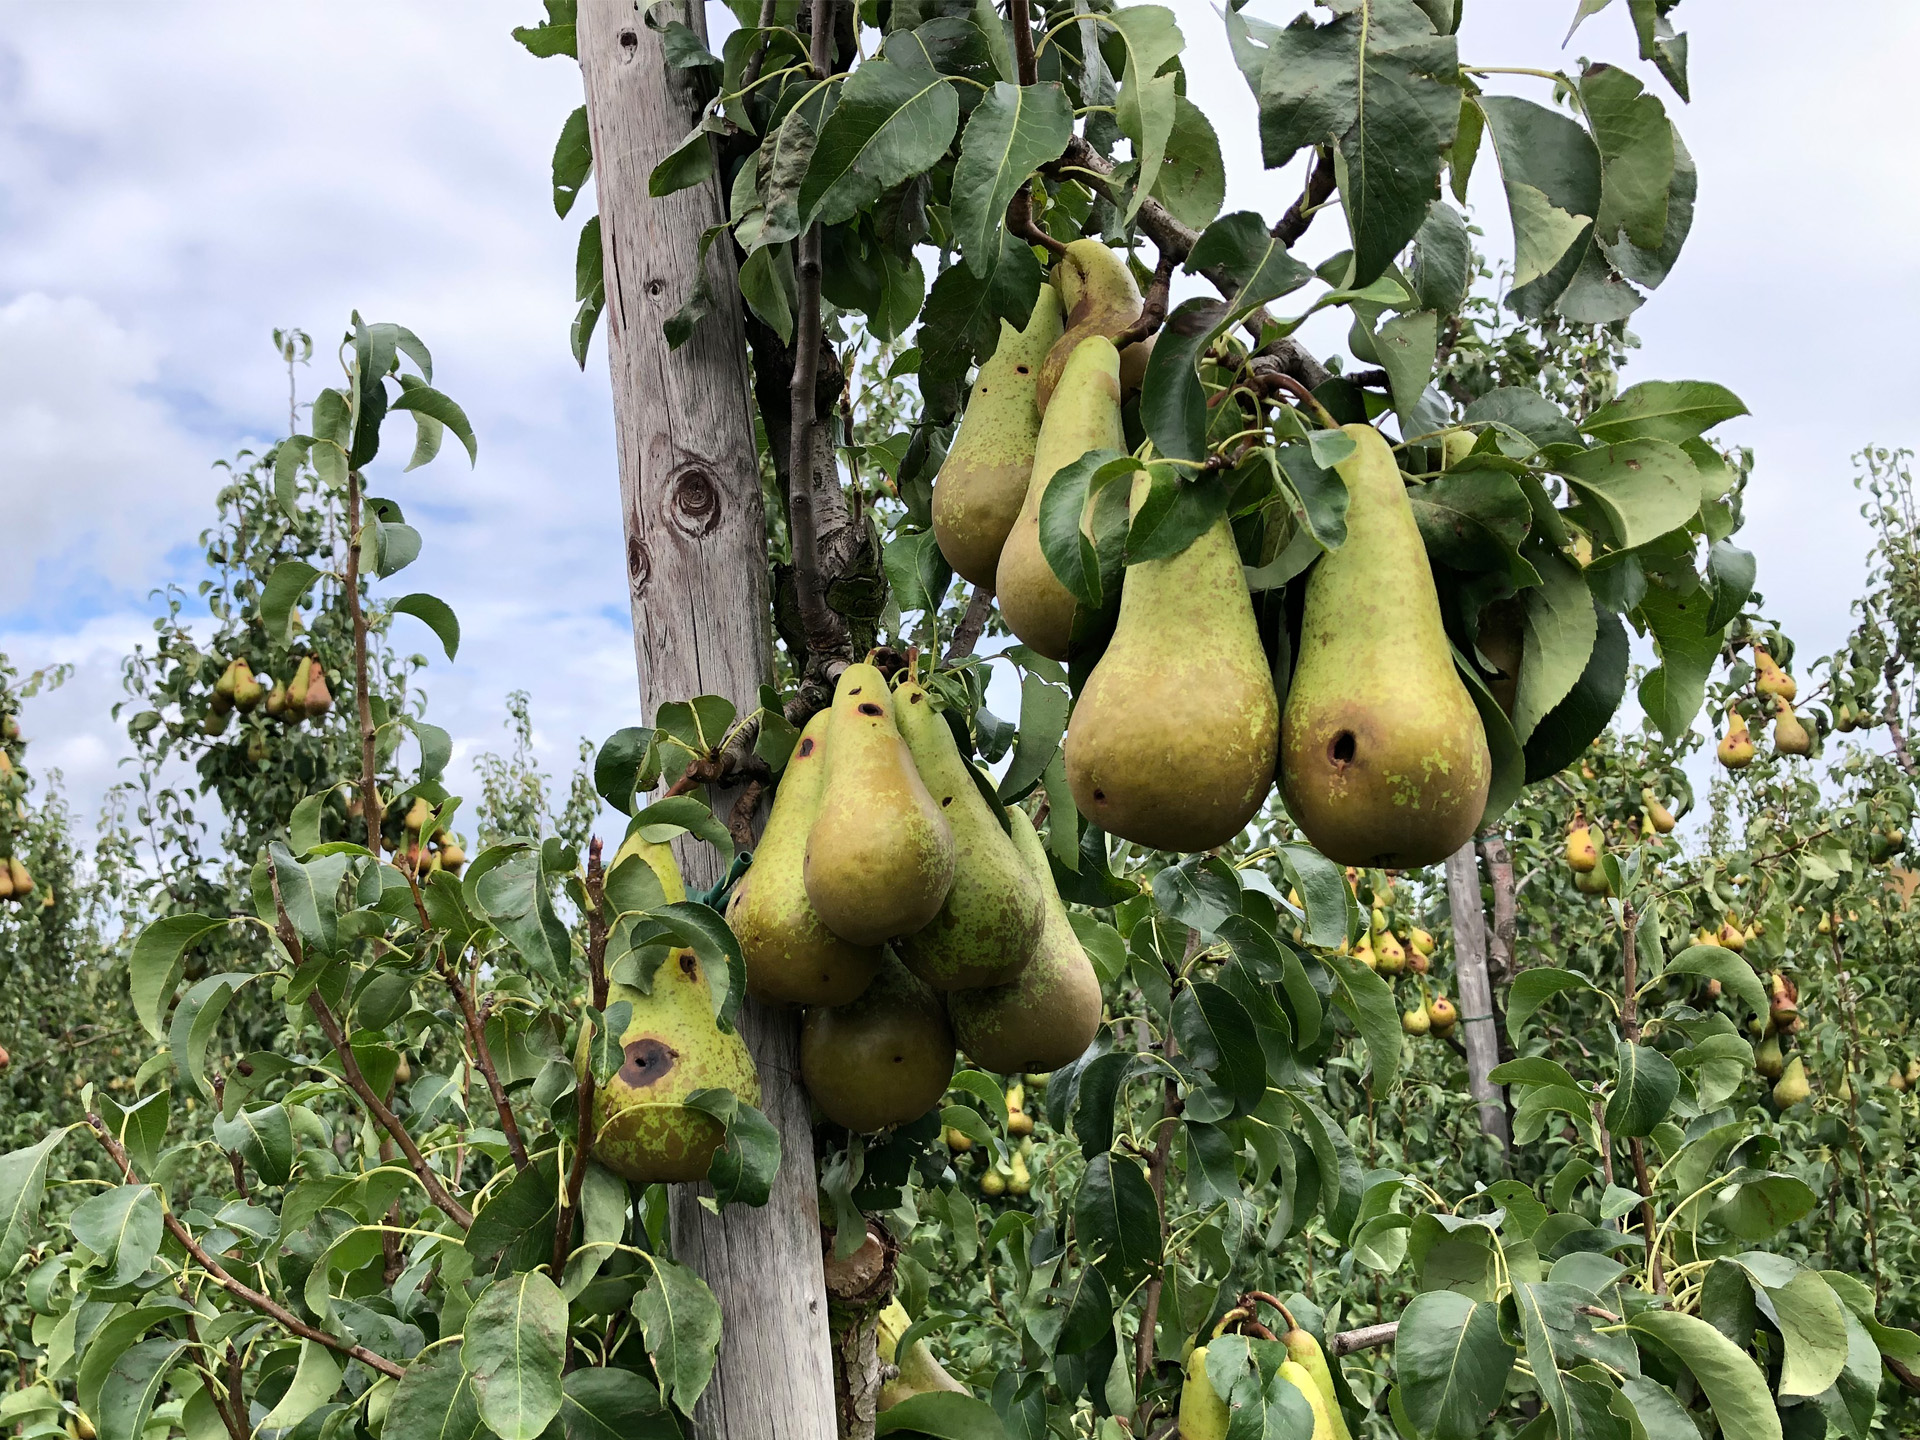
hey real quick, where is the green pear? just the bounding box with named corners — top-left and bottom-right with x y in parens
top-left (232, 663), bottom-right (264, 712)
top-left (1772, 1054), bottom-right (1810, 1108)
top-left (1036, 240), bottom-right (1142, 413)
top-left (877, 1298), bottom-right (968, 1409)
top-left (730, 707), bottom-right (882, 1006)
top-left (893, 675), bottom-right (1043, 991)
top-left (1278, 1358), bottom-right (1337, 1440)
top-left (287, 657), bottom-right (313, 712)
top-left (1066, 471), bottom-right (1278, 851)
top-left (801, 951), bottom-right (955, 1133)
top-left (996, 335), bottom-right (1125, 661)
top-left (1281, 1324), bottom-right (1352, 1440)
top-left (948, 810), bottom-right (1102, 1072)
top-left (1280, 425), bottom-right (1490, 866)
top-left (933, 287), bottom-right (1063, 586)
top-left (804, 663), bottom-right (955, 945)
top-left (1179, 1345), bottom-right (1229, 1440)
top-left (592, 947), bottom-right (760, 1183)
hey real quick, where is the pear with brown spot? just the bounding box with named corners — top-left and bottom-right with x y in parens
top-left (801, 950), bottom-right (955, 1133)
top-left (592, 946), bottom-right (760, 1184)
top-left (730, 707), bottom-right (882, 1006)
top-left (805, 662), bottom-right (956, 944)
top-left (893, 672), bottom-right (1042, 991)
top-left (1035, 240), bottom-right (1142, 412)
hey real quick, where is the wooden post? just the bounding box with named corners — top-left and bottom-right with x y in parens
top-left (1444, 841), bottom-right (1510, 1154)
top-left (577, 2), bottom-right (838, 1434)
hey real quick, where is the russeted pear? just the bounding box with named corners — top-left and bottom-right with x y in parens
top-left (1279, 425), bottom-right (1491, 867)
top-left (1036, 240), bottom-right (1142, 412)
top-left (1066, 472), bottom-right (1279, 852)
top-left (894, 675), bottom-right (1043, 990)
top-left (877, 1299), bottom-right (968, 1409)
top-left (592, 946), bottom-right (760, 1184)
top-left (800, 951), bottom-right (955, 1133)
top-left (948, 810), bottom-right (1102, 1071)
top-left (996, 336), bottom-right (1126, 661)
top-left (804, 663), bottom-right (955, 946)
top-left (730, 708), bottom-right (882, 1006)
top-left (932, 287), bottom-right (1063, 586)
top-left (287, 658), bottom-right (313, 712)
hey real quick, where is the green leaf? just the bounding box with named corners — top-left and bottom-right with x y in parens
top-left (649, 902), bottom-right (750, 1033)
top-left (0, 1133), bottom-right (65, 1277)
top-left (1582, 380), bottom-right (1748, 446)
top-left (1033, 451), bottom-right (1134, 609)
top-left (1554, 439), bottom-right (1699, 549)
top-left (1395, 1291), bottom-right (1514, 1440)
top-left (573, 214), bottom-right (606, 367)
top-left (1408, 469), bottom-right (1533, 578)
top-left (553, 104), bottom-right (592, 218)
top-left (875, 1391), bottom-right (1009, 1439)
top-left (512, 1), bottom-right (577, 59)
top-left (1711, 1174), bottom-right (1818, 1243)
top-left (1725, 1261), bottom-right (1848, 1399)
top-left (259, 1340), bottom-right (343, 1433)
top-left (737, 244), bottom-right (795, 343)
top-left (1321, 950), bottom-right (1402, 1099)
top-left (462, 1272), bottom-right (567, 1440)
top-left (71, 1184), bottom-right (163, 1287)
top-left (915, 230), bottom-right (1043, 421)
top-left (1602, 1042), bottom-right (1678, 1138)
top-left (1154, 94), bottom-right (1226, 229)
top-left (390, 1343), bottom-right (485, 1440)
top-left (1626, 1311), bottom-right (1781, 1440)
top-left (595, 727), bottom-right (660, 815)
top-left (754, 108), bottom-right (819, 249)
top-left (1523, 607), bottom-right (1627, 785)
top-left (683, 1091), bottom-right (781, 1209)
top-left (1375, 309), bottom-right (1439, 431)
top-left (950, 82), bottom-right (1073, 272)
top-left (475, 845), bottom-right (571, 983)
top-left (391, 593), bottom-right (461, 661)
top-left (1579, 64), bottom-right (1673, 252)
top-left (97, 1337), bottom-right (190, 1440)
top-left (1626, 0), bottom-right (1689, 101)
top-left (262, 560), bottom-right (323, 645)
top-left (1511, 550), bottom-right (1598, 743)
top-left (883, 526), bottom-right (953, 617)
top-left (1506, 969), bottom-right (1600, 1043)
top-left (800, 39), bottom-right (960, 229)
top-left (560, 1367), bottom-right (678, 1440)
top-left (1108, 5), bottom-right (1183, 224)
top-left (213, 1104), bottom-right (295, 1187)
top-left (389, 384), bottom-right (477, 466)
top-left (998, 669), bottom-right (1071, 803)
top-left (1074, 1153), bottom-right (1161, 1288)
top-left (1475, 95), bottom-right (1599, 315)
top-left (628, 794), bottom-right (733, 855)
top-left (1634, 582), bottom-right (1721, 743)
top-left (632, 1258), bottom-right (723, 1416)
top-left (271, 841), bottom-right (340, 957)
top-left (1172, 982), bottom-right (1267, 1120)
top-left (1410, 201), bottom-right (1471, 314)
top-left (1656, 945), bottom-right (1766, 1021)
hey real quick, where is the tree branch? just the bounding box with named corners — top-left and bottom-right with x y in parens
top-left (344, 471), bottom-right (383, 853)
top-left (441, 950), bottom-right (530, 1172)
top-left (1009, 0), bottom-right (1036, 86)
top-left (1328, 1321), bottom-right (1398, 1358)
top-left (556, 838), bottom-right (610, 1303)
top-left (943, 587), bottom-right (996, 665)
top-left (86, 1114), bottom-right (406, 1381)
top-left (1272, 149), bottom-right (1336, 248)
top-left (1619, 900), bottom-right (1663, 1295)
top-left (1113, 245), bottom-right (1177, 350)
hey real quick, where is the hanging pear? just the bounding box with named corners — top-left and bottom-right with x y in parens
top-left (948, 810), bottom-right (1103, 1071)
top-left (1278, 1358), bottom-right (1338, 1440)
top-left (1718, 706), bottom-right (1755, 768)
top-left (264, 678), bottom-right (289, 721)
top-left (1279, 425), bottom-right (1490, 867)
top-left (1178, 1345), bottom-right (1230, 1440)
top-left (1066, 471), bottom-right (1279, 852)
top-left (1753, 645), bottom-right (1796, 701)
top-left (214, 657), bottom-right (242, 703)
top-left (1426, 995), bottom-right (1457, 1036)
top-left (304, 666), bottom-right (333, 718)
top-left (932, 287), bottom-right (1064, 586)
top-left (1036, 239), bottom-right (1143, 412)
top-left (1565, 821), bottom-right (1599, 873)
top-left (1772, 1054), bottom-right (1810, 1108)
top-left (1772, 696), bottom-right (1811, 756)
top-left (893, 674), bottom-right (1043, 991)
top-left (1401, 1005), bottom-right (1431, 1037)
top-left (995, 336), bottom-right (1125, 661)
top-left (592, 949), bottom-right (760, 1184)
top-left (800, 951), bottom-right (955, 1133)
top-left (1641, 788), bottom-right (1677, 833)
top-left (729, 708), bottom-right (882, 1007)
top-left (877, 1299), bottom-right (968, 1409)
top-left (287, 658), bottom-right (313, 714)
top-left (804, 663), bottom-right (955, 946)
top-left (232, 664), bottom-right (264, 712)
top-left (1754, 1033), bottom-right (1784, 1079)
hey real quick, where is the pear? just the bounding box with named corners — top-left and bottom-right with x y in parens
top-left (1835, 702), bottom-right (1858, 733)
top-left (287, 657), bottom-right (313, 714)
top-left (945, 1126), bottom-right (974, 1152)
top-left (980, 1167), bottom-right (1008, 1197)
top-left (1036, 240), bottom-right (1143, 412)
top-left (731, 707), bottom-right (882, 1006)
top-left (996, 336), bottom-right (1125, 661)
top-left (1426, 995), bottom-right (1457, 1036)
top-left (1565, 822), bottom-right (1599, 873)
top-left (1717, 920), bottom-right (1746, 952)
top-left (1278, 1357), bottom-right (1338, 1440)
top-left (1373, 929), bottom-right (1406, 975)
top-left (1754, 1034), bottom-right (1784, 1079)
top-left (201, 706), bottom-right (232, 736)
top-left (264, 678), bottom-right (289, 721)
top-left (232, 664), bottom-right (264, 712)
top-left (0, 863), bottom-right (11, 901)
top-left (877, 1298), bottom-right (968, 1409)
top-left (1753, 646), bottom-right (1796, 702)
top-left (439, 841), bottom-right (467, 874)
top-left (933, 287), bottom-right (1064, 586)
top-left (1574, 864), bottom-right (1612, 897)
top-left (1401, 1005), bottom-right (1431, 1037)
top-left (1408, 926), bottom-right (1435, 957)
top-left (1718, 707), bottom-right (1755, 768)
top-left (1641, 788), bottom-right (1677, 833)
top-left (1772, 1054), bottom-right (1810, 1109)
top-left (800, 951), bottom-right (955, 1133)
top-left (948, 810), bottom-right (1102, 1071)
top-left (804, 663), bottom-right (955, 945)
top-left (1117, 333), bottom-right (1157, 396)
top-left (1066, 470), bottom-right (1279, 852)
top-left (610, 829), bottom-right (688, 904)
top-left (1008, 1149), bottom-right (1033, 1195)
top-left (1772, 697), bottom-right (1811, 756)
top-left (592, 944), bottom-right (760, 1183)
top-left (304, 666), bottom-right (333, 718)
top-left (1279, 425), bottom-right (1490, 867)
top-left (894, 674), bottom-right (1043, 990)
top-left (1179, 1345), bottom-right (1230, 1440)
top-left (214, 657), bottom-right (242, 702)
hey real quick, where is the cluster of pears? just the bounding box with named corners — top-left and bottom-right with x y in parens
top-left (204, 653), bottom-right (332, 738)
top-left (0, 852), bottom-right (34, 905)
top-left (931, 244), bottom-right (1489, 865)
top-left (1747, 970), bottom-right (1813, 1108)
top-left (1887, 1057), bottom-right (1920, 1093)
top-left (382, 796), bottom-right (467, 877)
top-left (1564, 816), bottom-right (1614, 897)
top-left (1719, 646), bottom-right (1811, 766)
top-left (729, 660), bottom-right (1102, 1133)
top-left (592, 832), bottom-right (762, 1184)
top-left (948, 1079), bottom-right (1039, 1198)
top-left (1180, 1297), bottom-right (1352, 1440)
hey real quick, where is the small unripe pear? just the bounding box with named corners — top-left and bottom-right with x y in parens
top-left (214, 658), bottom-right (242, 701)
top-left (1771, 697), bottom-right (1811, 757)
top-left (1772, 1055), bottom-right (1810, 1108)
top-left (1754, 1034), bottom-right (1784, 1079)
top-left (1008, 1152), bottom-right (1032, 1196)
top-left (1718, 920), bottom-right (1745, 952)
top-left (1718, 707), bottom-right (1755, 768)
top-left (201, 706), bottom-right (232, 736)
top-left (1640, 788), bottom-right (1677, 833)
top-left (1402, 1006), bottom-right (1431, 1037)
top-left (405, 797), bottom-right (433, 834)
top-left (980, 1168), bottom-right (1008, 1198)
top-left (1008, 1109), bottom-right (1034, 1138)
top-left (264, 678), bottom-right (289, 720)
top-left (945, 1127), bottom-right (974, 1153)
top-left (1753, 646), bottom-right (1797, 702)
top-left (1409, 926), bottom-right (1435, 956)
top-left (1565, 823), bottom-right (1600, 873)
top-left (287, 657), bottom-right (313, 711)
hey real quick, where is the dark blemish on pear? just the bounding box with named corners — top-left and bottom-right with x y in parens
top-left (798, 737), bottom-right (816, 757)
top-left (620, 1037), bottom-right (677, 1087)
top-left (941, 796), bottom-right (953, 807)
top-left (680, 952), bottom-right (699, 978)
top-left (1330, 731), bottom-right (1357, 767)
top-left (858, 702), bottom-right (884, 717)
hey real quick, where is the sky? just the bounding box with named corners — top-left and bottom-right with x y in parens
top-left (1, 0), bottom-right (1915, 854)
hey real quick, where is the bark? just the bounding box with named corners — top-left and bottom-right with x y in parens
top-left (578, 2), bottom-right (836, 1433)
top-left (1444, 842), bottom-right (1510, 1155)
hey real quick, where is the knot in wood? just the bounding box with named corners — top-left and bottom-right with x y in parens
top-left (627, 533), bottom-right (652, 593)
top-left (669, 466), bottom-right (722, 535)
top-left (618, 28), bottom-right (639, 58)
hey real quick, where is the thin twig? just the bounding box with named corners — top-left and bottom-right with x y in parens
top-left (441, 950), bottom-right (530, 1172)
top-left (555, 839), bottom-right (611, 1314)
top-left (1328, 1321), bottom-right (1398, 1358)
top-left (86, 1114), bottom-right (406, 1380)
top-left (739, 0), bottom-right (781, 88)
top-left (1007, 183), bottom-right (1070, 260)
top-left (1113, 245), bottom-right (1177, 350)
top-left (1619, 901), bottom-right (1664, 1295)
top-left (1272, 150), bottom-right (1336, 247)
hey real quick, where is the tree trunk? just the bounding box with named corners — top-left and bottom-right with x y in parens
top-left (577, 2), bottom-right (838, 1435)
top-left (1444, 841), bottom-right (1509, 1155)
